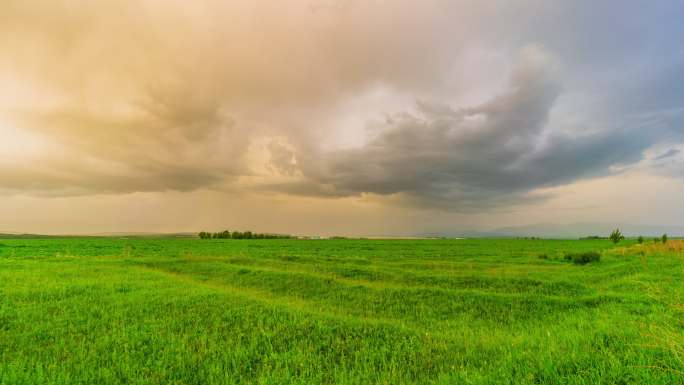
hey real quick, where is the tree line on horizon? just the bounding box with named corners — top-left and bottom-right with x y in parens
top-left (198, 230), bottom-right (293, 240)
top-left (609, 228), bottom-right (668, 245)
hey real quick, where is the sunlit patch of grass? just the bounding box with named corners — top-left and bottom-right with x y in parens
top-left (640, 324), bottom-right (684, 376)
top-left (629, 240), bottom-right (684, 255)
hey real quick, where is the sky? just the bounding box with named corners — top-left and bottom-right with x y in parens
top-left (1, 0), bottom-right (683, 236)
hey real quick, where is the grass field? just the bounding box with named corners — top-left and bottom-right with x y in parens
top-left (1, 238), bottom-right (683, 384)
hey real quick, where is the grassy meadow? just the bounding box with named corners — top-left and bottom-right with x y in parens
top-left (1, 237), bottom-right (683, 384)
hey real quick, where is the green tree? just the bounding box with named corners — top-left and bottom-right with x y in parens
top-left (662, 234), bottom-right (668, 244)
top-left (637, 235), bottom-right (644, 244)
top-left (609, 228), bottom-right (625, 244)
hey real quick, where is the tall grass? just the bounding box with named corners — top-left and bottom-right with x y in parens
top-left (0, 238), bottom-right (682, 384)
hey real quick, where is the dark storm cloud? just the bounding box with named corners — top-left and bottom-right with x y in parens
top-left (266, 46), bottom-right (659, 210)
top-left (654, 149), bottom-right (681, 161)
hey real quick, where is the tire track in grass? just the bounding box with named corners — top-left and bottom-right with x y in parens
top-left (136, 255), bottom-right (596, 297)
top-left (129, 260), bottom-right (648, 331)
top-left (131, 263), bottom-right (417, 331)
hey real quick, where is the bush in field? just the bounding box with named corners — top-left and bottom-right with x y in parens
top-left (573, 251), bottom-right (601, 265)
top-left (564, 251), bottom-right (601, 265)
top-left (637, 236), bottom-right (644, 244)
top-left (609, 228), bottom-right (625, 244)
top-left (662, 234), bottom-right (668, 244)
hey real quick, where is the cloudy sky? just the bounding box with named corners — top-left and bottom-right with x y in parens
top-left (1, 0), bottom-right (683, 235)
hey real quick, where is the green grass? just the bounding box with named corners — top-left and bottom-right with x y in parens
top-left (1, 238), bottom-right (683, 384)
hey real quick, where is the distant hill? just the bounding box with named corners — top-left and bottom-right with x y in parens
top-left (87, 232), bottom-right (197, 238)
top-left (426, 222), bottom-right (684, 239)
top-left (0, 232), bottom-right (197, 239)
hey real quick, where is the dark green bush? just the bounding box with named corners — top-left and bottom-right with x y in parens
top-left (609, 228), bottom-right (625, 244)
top-left (538, 253), bottom-right (548, 260)
top-left (566, 251), bottom-right (601, 265)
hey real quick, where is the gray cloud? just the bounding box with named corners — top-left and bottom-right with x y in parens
top-left (262, 45), bottom-right (661, 210)
top-left (654, 149), bottom-right (681, 161)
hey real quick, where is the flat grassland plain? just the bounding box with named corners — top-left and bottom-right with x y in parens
top-left (1, 238), bottom-right (683, 384)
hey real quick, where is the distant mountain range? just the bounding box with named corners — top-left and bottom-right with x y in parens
top-left (2, 223), bottom-right (682, 240)
top-left (426, 222), bottom-right (684, 239)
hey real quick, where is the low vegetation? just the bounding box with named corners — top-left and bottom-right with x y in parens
top-left (198, 230), bottom-right (292, 239)
top-left (1, 237), bottom-right (683, 384)
top-left (609, 228), bottom-right (625, 244)
top-left (564, 250), bottom-right (602, 265)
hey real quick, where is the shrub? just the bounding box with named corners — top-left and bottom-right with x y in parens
top-left (662, 234), bottom-right (668, 244)
top-left (609, 228), bottom-right (625, 244)
top-left (538, 253), bottom-right (548, 260)
top-left (565, 251), bottom-right (601, 265)
top-left (637, 236), bottom-right (644, 244)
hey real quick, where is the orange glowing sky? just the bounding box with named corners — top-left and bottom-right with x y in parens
top-left (1, 0), bottom-right (683, 235)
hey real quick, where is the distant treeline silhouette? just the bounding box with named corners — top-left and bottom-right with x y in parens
top-left (198, 231), bottom-right (293, 239)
